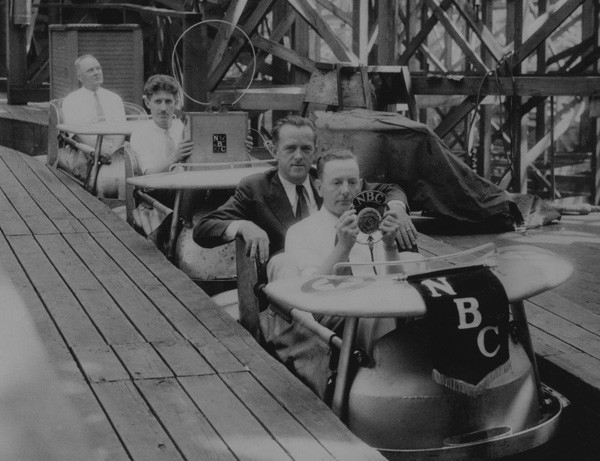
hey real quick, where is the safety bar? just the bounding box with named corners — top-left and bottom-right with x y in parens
top-left (169, 158), bottom-right (276, 172)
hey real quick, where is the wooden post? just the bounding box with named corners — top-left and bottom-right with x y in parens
top-left (507, 0), bottom-right (527, 193)
top-left (377, 0), bottom-right (397, 65)
top-left (6, 0), bottom-right (29, 104)
top-left (291, 4), bottom-right (310, 85)
top-left (352, 0), bottom-right (368, 64)
top-left (477, 0), bottom-right (493, 179)
top-left (182, 13), bottom-right (206, 111)
top-left (582, 0), bottom-right (599, 204)
top-left (0, 0), bottom-right (6, 81)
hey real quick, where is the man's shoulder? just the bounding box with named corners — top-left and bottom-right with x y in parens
top-left (63, 87), bottom-right (84, 101)
top-left (238, 167), bottom-right (278, 189)
top-left (130, 119), bottom-right (155, 135)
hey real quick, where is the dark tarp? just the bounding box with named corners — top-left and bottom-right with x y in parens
top-left (315, 109), bottom-right (557, 232)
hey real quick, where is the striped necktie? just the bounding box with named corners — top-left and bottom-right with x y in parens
top-left (164, 129), bottom-right (175, 157)
top-left (93, 91), bottom-right (105, 120)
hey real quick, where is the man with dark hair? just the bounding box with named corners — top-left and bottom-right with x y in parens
top-left (129, 74), bottom-right (194, 174)
top-left (193, 115), bottom-right (417, 265)
top-left (62, 54), bottom-right (126, 154)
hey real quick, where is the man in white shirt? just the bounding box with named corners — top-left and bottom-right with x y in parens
top-left (127, 74), bottom-right (194, 237)
top-left (276, 149), bottom-right (423, 399)
top-left (62, 54), bottom-right (127, 155)
top-left (286, 149), bottom-right (409, 276)
top-left (129, 74), bottom-right (194, 175)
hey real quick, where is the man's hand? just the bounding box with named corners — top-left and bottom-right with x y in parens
top-left (381, 209), bottom-right (402, 249)
top-left (386, 202), bottom-right (417, 249)
top-left (171, 140), bottom-right (194, 164)
top-left (335, 209), bottom-right (359, 250)
top-left (245, 135), bottom-right (253, 155)
top-left (238, 221), bottom-right (270, 264)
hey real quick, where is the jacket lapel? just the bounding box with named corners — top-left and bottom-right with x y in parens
top-left (264, 172), bottom-right (296, 228)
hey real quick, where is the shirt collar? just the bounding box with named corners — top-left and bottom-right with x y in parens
top-left (150, 119), bottom-right (175, 136)
top-left (318, 205), bottom-right (341, 224)
top-left (81, 86), bottom-right (101, 95)
top-left (278, 172), bottom-right (311, 192)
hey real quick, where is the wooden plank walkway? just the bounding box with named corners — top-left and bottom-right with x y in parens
top-left (0, 146), bottom-right (385, 461)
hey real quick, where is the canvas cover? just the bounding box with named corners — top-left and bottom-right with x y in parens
top-left (315, 109), bottom-right (527, 232)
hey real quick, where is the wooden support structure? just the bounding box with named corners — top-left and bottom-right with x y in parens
top-left (0, 0), bottom-right (598, 201)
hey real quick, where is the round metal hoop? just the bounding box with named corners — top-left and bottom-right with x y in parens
top-left (171, 19), bottom-right (257, 106)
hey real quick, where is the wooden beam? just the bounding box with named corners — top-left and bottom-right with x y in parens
top-left (314, 0), bottom-right (352, 25)
top-left (399, 0), bottom-right (452, 64)
top-left (511, 0), bottom-right (586, 67)
top-left (235, 11), bottom-right (298, 86)
top-left (207, 0), bottom-right (248, 76)
top-left (423, 0), bottom-right (489, 73)
top-left (210, 86), bottom-right (306, 111)
top-left (498, 101), bottom-right (586, 190)
top-left (182, 13), bottom-right (207, 110)
top-left (207, 0), bottom-right (277, 90)
top-left (38, 2), bottom-right (196, 18)
top-left (377, 0), bottom-right (397, 65)
top-left (352, 0), bottom-right (368, 64)
top-left (288, 0), bottom-right (357, 63)
top-left (291, 6), bottom-right (311, 84)
top-left (410, 75), bottom-right (600, 96)
top-left (251, 35), bottom-right (316, 73)
top-left (451, 0), bottom-right (504, 62)
top-left (6, 2), bottom-right (29, 104)
top-left (477, 0), bottom-right (494, 179)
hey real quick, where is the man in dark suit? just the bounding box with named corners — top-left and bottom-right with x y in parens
top-left (193, 115), bottom-right (417, 265)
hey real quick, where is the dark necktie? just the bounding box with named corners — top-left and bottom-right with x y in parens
top-left (295, 184), bottom-right (309, 220)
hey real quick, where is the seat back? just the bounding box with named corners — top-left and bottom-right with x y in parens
top-left (47, 99), bottom-right (64, 167)
top-left (122, 142), bottom-right (141, 226)
top-left (123, 102), bottom-right (147, 118)
top-left (235, 237), bottom-right (267, 341)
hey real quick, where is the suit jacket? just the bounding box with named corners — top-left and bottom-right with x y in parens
top-left (193, 167), bottom-right (408, 256)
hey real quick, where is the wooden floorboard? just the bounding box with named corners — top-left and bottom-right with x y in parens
top-left (0, 146), bottom-right (384, 460)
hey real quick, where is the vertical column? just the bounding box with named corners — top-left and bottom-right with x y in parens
top-left (377, 0), bottom-right (397, 65)
top-left (0, 0), bottom-right (6, 83)
top-left (582, 0), bottom-right (599, 205)
top-left (6, 0), bottom-right (30, 104)
top-left (507, 0), bottom-right (527, 193)
top-left (291, 6), bottom-right (310, 85)
top-left (477, 1), bottom-right (493, 179)
top-left (352, 0), bottom-right (368, 64)
top-left (182, 13), bottom-right (207, 112)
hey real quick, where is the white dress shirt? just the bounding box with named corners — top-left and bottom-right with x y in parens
top-left (62, 86), bottom-right (126, 153)
top-left (285, 206), bottom-right (387, 276)
top-left (129, 119), bottom-right (184, 174)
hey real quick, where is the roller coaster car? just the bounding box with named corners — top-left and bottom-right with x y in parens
top-left (236, 241), bottom-right (572, 460)
top-left (47, 98), bottom-right (148, 200)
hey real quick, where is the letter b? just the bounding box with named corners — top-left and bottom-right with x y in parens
top-left (454, 297), bottom-right (481, 329)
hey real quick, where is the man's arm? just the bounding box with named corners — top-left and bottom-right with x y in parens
top-left (193, 180), bottom-right (270, 263)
